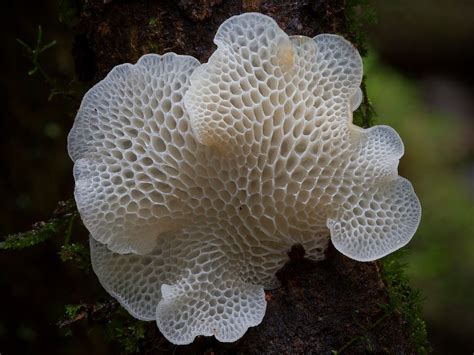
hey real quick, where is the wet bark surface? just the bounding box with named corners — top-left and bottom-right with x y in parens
top-left (73, 1), bottom-right (415, 353)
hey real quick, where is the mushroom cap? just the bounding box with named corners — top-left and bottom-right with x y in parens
top-left (69, 13), bottom-right (421, 345)
top-left (184, 13), bottom-right (420, 261)
top-left (68, 53), bottom-right (201, 255)
top-left (90, 227), bottom-right (267, 344)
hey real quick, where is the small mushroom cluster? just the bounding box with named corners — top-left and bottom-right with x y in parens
top-left (68, 13), bottom-right (421, 345)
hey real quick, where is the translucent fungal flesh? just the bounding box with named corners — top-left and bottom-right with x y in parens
top-left (68, 13), bottom-right (421, 345)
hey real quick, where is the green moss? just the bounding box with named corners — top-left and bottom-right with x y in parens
top-left (332, 255), bottom-right (430, 354)
top-left (353, 75), bottom-right (376, 128)
top-left (60, 302), bottom-right (146, 354)
top-left (341, 0), bottom-right (377, 129)
top-left (148, 17), bottom-right (159, 28)
top-left (0, 200), bottom-right (77, 250)
top-left (106, 312), bottom-right (146, 354)
top-left (344, 0), bottom-right (377, 56)
top-left (64, 304), bottom-right (82, 318)
top-left (59, 243), bottom-right (91, 272)
top-left (381, 254), bottom-right (430, 354)
top-left (0, 221), bottom-right (60, 250)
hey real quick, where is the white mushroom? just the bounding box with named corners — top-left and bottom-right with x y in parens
top-left (68, 13), bottom-right (421, 345)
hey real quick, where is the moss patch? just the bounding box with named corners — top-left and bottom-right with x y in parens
top-left (381, 254), bottom-right (430, 353)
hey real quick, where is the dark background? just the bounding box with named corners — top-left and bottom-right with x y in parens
top-left (0, 0), bottom-right (473, 353)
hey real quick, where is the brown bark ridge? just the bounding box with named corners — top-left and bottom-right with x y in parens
top-left (72, 0), bottom-right (416, 353)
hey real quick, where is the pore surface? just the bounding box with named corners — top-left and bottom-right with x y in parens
top-left (70, 12), bottom-right (421, 345)
top-left (184, 12), bottom-right (421, 261)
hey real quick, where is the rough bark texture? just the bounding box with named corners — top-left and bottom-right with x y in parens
top-left (72, 1), bottom-right (415, 353)
top-left (137, 245), bottom-right (413, 354)
top-left (74, 0), bottom-right (357, 81)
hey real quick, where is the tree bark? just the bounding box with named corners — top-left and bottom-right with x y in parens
top-left (73, 1), bottom-right (416, 353)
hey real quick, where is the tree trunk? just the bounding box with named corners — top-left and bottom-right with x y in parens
top-left (72, 1), bottom-right (417, 353)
